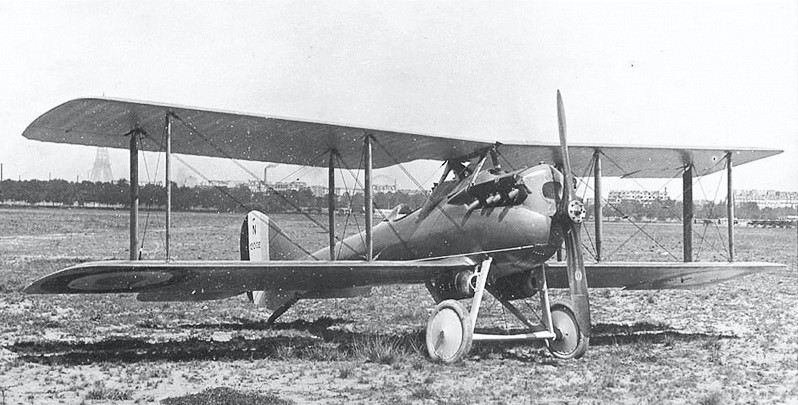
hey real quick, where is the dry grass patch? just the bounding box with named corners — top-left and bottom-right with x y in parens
top-left (351, 334), bottom-right (422, 365)
top-left (161, 387), bottom-right (294, 405)
top-left (84, 381), bottom-right (131, 401)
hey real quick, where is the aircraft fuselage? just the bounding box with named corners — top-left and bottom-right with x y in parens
top-left (313, 163), bottom-right (566, 280)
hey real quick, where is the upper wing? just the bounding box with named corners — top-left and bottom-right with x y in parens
top-left (544, 261), bottom-right (784, 290)
top-left (23, 98), bottom-right (780, 178)
top-left (23, 258), bottom-right (475, 299)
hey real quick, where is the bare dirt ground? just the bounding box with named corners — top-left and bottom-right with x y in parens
top-left (1, 207), bottom-right (796, 404)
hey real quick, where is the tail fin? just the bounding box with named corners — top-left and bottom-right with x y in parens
top-left (240, 210), bottom-right (306, 262)
top-left (240, 211), bottom-right (304, 311)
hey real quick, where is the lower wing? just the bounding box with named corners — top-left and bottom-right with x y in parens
top-left (24, 259), bottom-right (781, 302)
top-left (544, 261), bottom-right (784, 290)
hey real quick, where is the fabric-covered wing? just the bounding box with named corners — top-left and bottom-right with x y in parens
top-left (544, 261), bottom-right (784, 290)
top-left (23, 98), bottom-right (781, 178)
top-left (23, 259), bottom-right (475, 300)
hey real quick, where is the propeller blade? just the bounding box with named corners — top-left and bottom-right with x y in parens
top-left (556, 90), bottom-right (592, 338)
top-left (556, 90), bottom-right (573, 202)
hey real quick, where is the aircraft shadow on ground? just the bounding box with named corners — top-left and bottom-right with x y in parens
top-left (6, 320), bottom-right (732, 366)
top-left (468, 322), bottom-right (735, 361)
top-left (588, 322), bottom-right (736, 346)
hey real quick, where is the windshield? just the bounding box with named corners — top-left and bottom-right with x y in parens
top-left (520, 165), bottom-right (562, 217)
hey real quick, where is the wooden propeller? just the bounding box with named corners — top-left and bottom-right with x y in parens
top-left (556, 90), bottom-right (592, 339)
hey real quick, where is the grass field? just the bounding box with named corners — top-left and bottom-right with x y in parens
top-left (1, 207), bottom-right (796, 404)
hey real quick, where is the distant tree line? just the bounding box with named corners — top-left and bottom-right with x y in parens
top-left (586, 199), bottom-right (796, 221)
top-left (0, 179), bottom-right (794, 219)
top-left (0, 179), bottom-right (428, 214)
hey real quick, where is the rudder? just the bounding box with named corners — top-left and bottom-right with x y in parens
top-left (241, 210), bottom-right (306, 262)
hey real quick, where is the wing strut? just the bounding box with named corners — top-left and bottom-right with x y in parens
top-left (726, 152), bottom-right (734, 261)
top-left (593, 150), bottom-right (603, 262)
top-left (128, 129), bottom-right (141, 260)
top-left (328, 149), bottom-right (336, 260)
top-left (165, 113), bottom-right (172, 260)
top-left (364, 134), bottom-right (373, 261)
top-left (683, 164), bottom-right (694, 262)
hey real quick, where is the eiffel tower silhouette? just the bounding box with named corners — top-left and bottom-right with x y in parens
top-left (89, 147), bottom-right (113, 182)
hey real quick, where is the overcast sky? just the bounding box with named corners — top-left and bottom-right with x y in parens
top-left (1, 1), bottom-right (796, 199)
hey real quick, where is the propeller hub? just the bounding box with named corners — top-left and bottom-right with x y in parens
top-left (567, 200), bottom-right (586, 224)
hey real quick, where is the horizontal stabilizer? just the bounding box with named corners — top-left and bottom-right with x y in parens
top-left (544, 261), bottom-right (784, 290)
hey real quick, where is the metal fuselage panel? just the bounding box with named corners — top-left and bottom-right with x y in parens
top-left (312, 164), bottom-right (564, 280)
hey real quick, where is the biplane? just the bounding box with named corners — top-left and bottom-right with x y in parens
top-left (22, 92), bottom-right (785, 362)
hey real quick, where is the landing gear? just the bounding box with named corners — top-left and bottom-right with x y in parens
top-left (426, 300), bottom-right (473, 363)
top-left (546, 300), bottom-right (588, 359)
top-left (423, 260), bottom-right (591, 363)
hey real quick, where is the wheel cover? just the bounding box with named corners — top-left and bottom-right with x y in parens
top-left (426, 301), bottom-right (472, 363)
top-left (549, 305), bottom-right (581, 357)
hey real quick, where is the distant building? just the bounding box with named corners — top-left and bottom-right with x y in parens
top-left (734, 189), bottom-right (798, 209)
top-left (191, 175), bottom-right (415, 198)
top-left (247, 180), bottom-right (268, 193)
top-left (272, 181), bottom-right (307, 192)
top-left (373, 175), bottom-right (397, 193)
top-left (608, 189), bottom-right (667, 204)
top-left (309, 183), bottom-right (399, 197)
top-left (200, 180), bottom-right (240, 189)
top-left (374, 183), bottom-right (397, 193)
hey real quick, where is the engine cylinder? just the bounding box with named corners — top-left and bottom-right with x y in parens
top-left (491, 271), bottom-right (537, 300)
top-left (428, 270), bottom-right (475, 300)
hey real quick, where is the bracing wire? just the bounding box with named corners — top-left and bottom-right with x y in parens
top-left (497, 150), bottom-right (517, 172)
top-left (574, 154), bottom-right (598, 260)
top-left (715, 159), bottom-right (734, 252)
top-left (599, 151), bottom-right (732, 261)
top-left (168, 114), bottom-right (364, 257)
top-left (370, 136), bottom-right (470, 236)
top-left (333, 140), bottom-right (412, 260)
top-left (167, 151), bottom-right (317, 258)
top-left (337, 137), bottom-right (413, 254)
top-left (693, 161), bottom-right (730, 260)
top-left (138, 136), bottom-right (154, 256)
top-left (370, 137), bottom-right (434, 199)
top-left (580, 152), bottom-right (682, 261)
top-left (137, 132), bottom-right (166, 257)
top-left (334, 165), bottom-right (352, 260)
top-left (139, 133), bottom-right (318, 258)
top-left (604, 201), bottom-right (682, 260)
top-left (335, 152), bottom-right (365, 257)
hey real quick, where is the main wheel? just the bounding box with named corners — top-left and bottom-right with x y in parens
top-left (426, 299), bottom-right (473, 363)
top-left (547, 300), bottom-right (588, 359)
